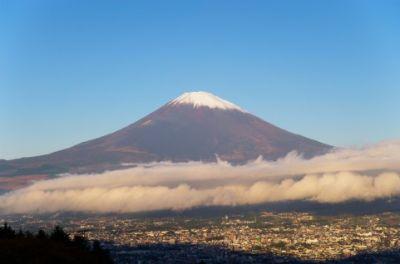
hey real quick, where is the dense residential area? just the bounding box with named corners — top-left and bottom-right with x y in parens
top-left (3, 212), bottom-right (400, 263)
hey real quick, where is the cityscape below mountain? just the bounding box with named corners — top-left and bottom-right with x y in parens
top-left (3, 1), bottom-right (400, 262)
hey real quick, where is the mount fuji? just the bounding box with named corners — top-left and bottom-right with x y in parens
top-left (0, 92), bottom-right (332, 179)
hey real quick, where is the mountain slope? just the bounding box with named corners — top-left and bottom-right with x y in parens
top-left (0, 92), bottom-right (332, 177)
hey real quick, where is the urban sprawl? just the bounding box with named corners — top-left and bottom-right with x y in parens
top-left (2, 212), bottom-right (400, 263)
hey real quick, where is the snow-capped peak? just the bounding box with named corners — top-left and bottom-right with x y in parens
top-left (169, 91), bottom-right (245, 112)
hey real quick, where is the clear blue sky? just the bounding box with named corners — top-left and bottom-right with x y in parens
top-left (1, 0), bottom-right (399, 159)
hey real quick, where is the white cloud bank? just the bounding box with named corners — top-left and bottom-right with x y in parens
top-left (1, 140), bottom-right (400, 214)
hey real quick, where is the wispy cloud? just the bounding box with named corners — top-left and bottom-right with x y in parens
top-left (1, 141), bottom-right (400, 214)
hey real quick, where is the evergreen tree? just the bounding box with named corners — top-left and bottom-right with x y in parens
top-left (0, 222), bottom-right (113, 264)
top-left (36, 229), bottom-right (48, 239)
top-left (50, 225), bottom-right (70, 243)
top-left (0, 222), bottom-right (15, 239)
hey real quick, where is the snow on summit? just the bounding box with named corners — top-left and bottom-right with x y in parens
top-left (169, 91), bottom-right (244, 111)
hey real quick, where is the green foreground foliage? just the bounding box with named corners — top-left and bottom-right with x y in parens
top-left (0, 223), bottom-right (113, 264)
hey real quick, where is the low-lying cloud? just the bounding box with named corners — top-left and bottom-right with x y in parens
top-left (1, 140), bottom-right (400, 214)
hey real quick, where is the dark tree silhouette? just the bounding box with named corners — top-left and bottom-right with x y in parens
top-left (50, 225), bottom-right (70, 242)
top-left (0, 223), bottom-right (113, 264)
top-left (37, 229), bottom-right (48, 239)
top-left (72, 235), bottom-right (89, 250)
top-left (0, 222), bottom-right (15, 239)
